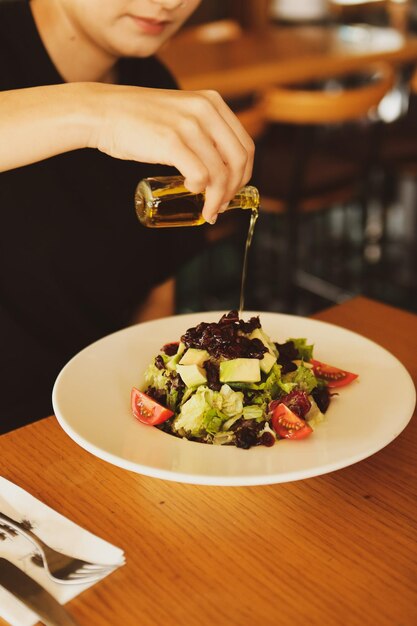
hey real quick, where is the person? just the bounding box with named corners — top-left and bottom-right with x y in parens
top-left (0, 0), bottom-right (254, 433)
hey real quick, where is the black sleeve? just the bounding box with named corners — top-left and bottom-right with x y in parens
top-left (0, 33), bottom-right (13, 89)
top-left (119, 55), bottom-right (179, 91)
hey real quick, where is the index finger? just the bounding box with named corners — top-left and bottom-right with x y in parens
top-left (201, 90), bottom-right (255, 188)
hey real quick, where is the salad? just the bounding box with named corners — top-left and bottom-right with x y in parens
top-left (131, 311), bottom-right (358, 449)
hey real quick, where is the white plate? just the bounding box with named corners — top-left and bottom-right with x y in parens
top-left (52, 312), bottom-right (416, 486)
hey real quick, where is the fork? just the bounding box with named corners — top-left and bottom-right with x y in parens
top-left (0, 511), bottom-right (121, 585)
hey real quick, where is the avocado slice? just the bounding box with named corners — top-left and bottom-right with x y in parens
top-left (219, 358), bottom-right (261, 383)
top-left (179, 348), bottom-right (210, 367)
top-left (165, 341), bottom-right (186, 371)
top-left (249, 328), bottom-right (278, 357)
top-left (259, 351), bottom-right (277, 374)
top-left (249, 328), bottom-right (278, 373)
top-left (177, 364), bottom-right (208, 387)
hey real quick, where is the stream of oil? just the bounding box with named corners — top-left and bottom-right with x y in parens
top-left (239, 208), bottom-right (258, 314)
top-left (135, 180), bottom-right (259, 313)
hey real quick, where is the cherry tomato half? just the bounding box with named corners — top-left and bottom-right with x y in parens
top-left (310, 359), bottom-right (358, 388)
top-left (271, 403), bottom-right (313, 440)
top-left (131, 388), bottom-right (173, 425)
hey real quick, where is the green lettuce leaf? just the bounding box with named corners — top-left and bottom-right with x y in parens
top-left (288, 338), bottom-right (314, 361)
top-left (282, 363), bottom-right (318, 394)
top-left (173, 384), bottom-right (244, 437)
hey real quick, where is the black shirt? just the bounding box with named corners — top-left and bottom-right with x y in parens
top-left (0, 0), bottom-right (204, 432)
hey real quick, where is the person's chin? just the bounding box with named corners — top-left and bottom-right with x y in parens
top-left (112, 35), bottom-right (166, 58)
top-left (107, 38), bottom-right (161, 58)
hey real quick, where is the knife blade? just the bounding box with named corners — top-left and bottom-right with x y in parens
top-left (0, 558), bottom-right (80, 626)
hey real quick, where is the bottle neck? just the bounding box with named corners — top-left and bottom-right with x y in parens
top-left (226, 185), bottom-right (260, 212)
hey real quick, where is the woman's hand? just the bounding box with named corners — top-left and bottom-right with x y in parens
top-left (0, 82), bottom-right (254, 223)
top-left (88, 84), bottom-right (255, 223)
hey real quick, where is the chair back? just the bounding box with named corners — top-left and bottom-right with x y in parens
top-left (262, 63), bottom-right (395, 125)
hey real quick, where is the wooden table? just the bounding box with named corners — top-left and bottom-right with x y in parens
top-left (158, 24), bottom-right (417, 97)
top-left (0, 296), bottom-right (416, 626)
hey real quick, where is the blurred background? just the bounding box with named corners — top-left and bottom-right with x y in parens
top-left (159, 0), bottom-right (417, 317)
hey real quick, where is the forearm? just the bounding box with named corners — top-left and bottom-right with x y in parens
top-left (0, 83), bottom-right (97, 172)
top-left (0, 81), bottom-right (254, 221)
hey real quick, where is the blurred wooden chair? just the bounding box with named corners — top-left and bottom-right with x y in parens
top-left (374, 64), bottom-right (417, 295)
top-left (253, 62), bottom-right (395, 310)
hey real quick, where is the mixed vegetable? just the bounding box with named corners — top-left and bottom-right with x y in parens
top-left (131, 311), bottom-right (358, 449)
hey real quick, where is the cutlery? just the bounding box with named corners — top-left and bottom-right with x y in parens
top-left (0, 557), bottom-right (80, 626)
top-left (0, 511), bottom-right (119, 585)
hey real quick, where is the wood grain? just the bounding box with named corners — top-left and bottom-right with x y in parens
top-left (0, 297), bottom-right (416, 626)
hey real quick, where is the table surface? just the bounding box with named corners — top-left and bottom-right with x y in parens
top-left (158, 23), bottom-right (417, 97)
top-left (1, 296), bottom-right (416, 626)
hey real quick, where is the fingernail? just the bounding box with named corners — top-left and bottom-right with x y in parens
top-left (204, 213), bottom-right (217, 224)
top-left (219, 202), bottom-right (229, 213)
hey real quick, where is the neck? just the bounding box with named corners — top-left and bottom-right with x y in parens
top-left (30, 0), bottom-right (118, 83)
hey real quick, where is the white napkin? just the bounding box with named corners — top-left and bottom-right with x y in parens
top-left (0, 476), bottom-right (125, 626)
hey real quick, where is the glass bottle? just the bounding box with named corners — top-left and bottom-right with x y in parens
top-left (135, 175), bottom-right (260, 228)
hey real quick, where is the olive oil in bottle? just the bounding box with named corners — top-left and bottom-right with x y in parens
top-left (135, 175), bottom-right (259, 227)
